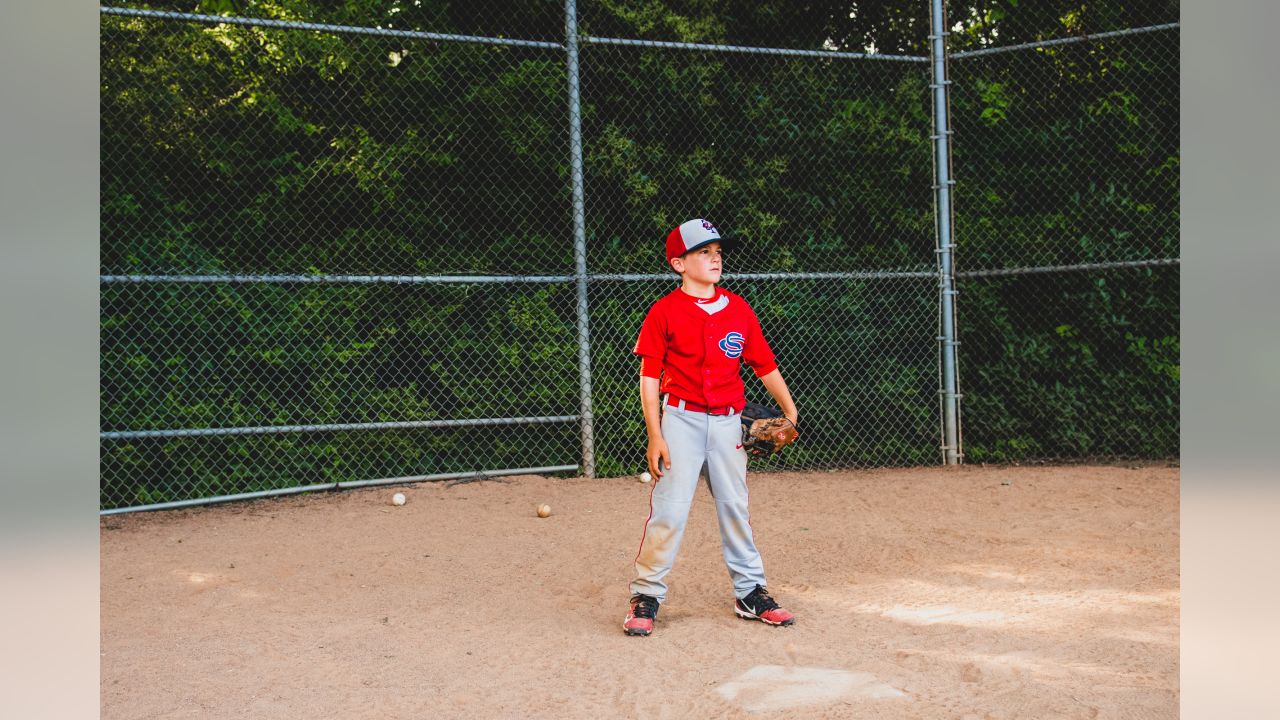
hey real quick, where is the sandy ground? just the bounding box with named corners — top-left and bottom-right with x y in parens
top-left (101, 465), bottom-right (1178, 719)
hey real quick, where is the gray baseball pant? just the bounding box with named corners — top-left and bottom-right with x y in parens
top-left (630, 398), bottom-right (767, 603)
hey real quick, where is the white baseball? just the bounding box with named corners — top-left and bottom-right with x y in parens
top-left (391, 492), bottom-right (406, 506)
top-left (639, 471), bottom-right (652, 483)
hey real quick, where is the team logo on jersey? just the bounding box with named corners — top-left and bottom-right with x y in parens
top-left (718, 331), bottom-right (745, 359)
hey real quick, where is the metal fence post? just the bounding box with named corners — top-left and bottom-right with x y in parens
top-left (564, 0), bottom-right (596, 477)
top-left (930, 0), bottom-right (963, 464)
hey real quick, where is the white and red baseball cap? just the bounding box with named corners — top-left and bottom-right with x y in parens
top-left (665, 218), bottom-right (739, 263)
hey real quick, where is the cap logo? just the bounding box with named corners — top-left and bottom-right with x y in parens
top-left (667, 218), bottom-right (730, 264)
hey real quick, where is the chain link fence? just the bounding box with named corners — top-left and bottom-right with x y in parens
top-left (949, 25), bottom-right (1180, 462)
top-left (101, 6), bottom-right (587, 510)
top-left (575, 38), bottom-right (940, 478)
top-left (100, 4), bottom-right (1178, 511)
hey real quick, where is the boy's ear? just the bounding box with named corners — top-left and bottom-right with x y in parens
top-left (669, 256), bottom-right (685, 274)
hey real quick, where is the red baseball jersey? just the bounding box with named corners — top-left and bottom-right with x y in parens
top-left (633, 287), bottom-right (777, 409)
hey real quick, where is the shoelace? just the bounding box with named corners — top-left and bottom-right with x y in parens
top-left (745, 588), bottom-right (780, 612)
top-left (632, 596), bottom-right (658, 619)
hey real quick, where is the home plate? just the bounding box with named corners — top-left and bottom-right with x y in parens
top-left (716, 665), bottom-right (906, 713)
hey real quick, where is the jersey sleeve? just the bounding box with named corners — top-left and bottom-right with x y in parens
top-left (633, 302), bottom-right (668, 377)
top-left (638, 356), bottom-right (662, 379)
top-left (741, 304), bottom-right (777, 378)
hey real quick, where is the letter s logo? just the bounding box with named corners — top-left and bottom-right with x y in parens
top-left (718, 331), bottom-right (745, 359)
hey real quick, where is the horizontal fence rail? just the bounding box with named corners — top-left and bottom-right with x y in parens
top-left (103, 271), bottom-right (941, 284)
top-left (101, 415), bottom-right (580, 440)
top-left (957, 258), bottom-right (1180, 278)
top-left (100, 465), bottom-right (580, 515)
top-left (101, 274), bottom-right (579, 284)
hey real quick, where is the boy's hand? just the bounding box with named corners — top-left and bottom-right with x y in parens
top-left (647, 437), bottom-right (671, 479)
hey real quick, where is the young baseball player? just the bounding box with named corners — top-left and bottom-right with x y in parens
top-left (624, 218), bottom-right (799, 637)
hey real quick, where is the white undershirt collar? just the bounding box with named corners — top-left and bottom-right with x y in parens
top-left (694, 291), bottom-right (729, 315)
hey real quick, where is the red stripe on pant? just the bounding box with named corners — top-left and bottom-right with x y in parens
top-left (631, 474), bottom-right (658, 574)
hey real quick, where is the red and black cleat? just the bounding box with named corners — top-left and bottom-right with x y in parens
top-left (624, 594), bottom-right (659, 636)
top-left (734, 585), bottom-right (795, 626)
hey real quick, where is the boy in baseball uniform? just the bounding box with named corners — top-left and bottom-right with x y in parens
top-left (624, 218), bottom-right (799, 637)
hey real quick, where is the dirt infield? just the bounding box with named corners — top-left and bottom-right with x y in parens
top-left (101, 465), bottom-right (1178, 719)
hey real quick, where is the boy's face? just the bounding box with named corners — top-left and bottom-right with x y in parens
top-left (671, 241), bottom-right (723, 284)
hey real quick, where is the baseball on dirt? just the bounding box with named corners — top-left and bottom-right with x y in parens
top-left (537, 504), bottom-right (552, 518)
top-left (391, 492), bottom-right (406, 506)
top-left (639, 471), bottom-right (652, 483)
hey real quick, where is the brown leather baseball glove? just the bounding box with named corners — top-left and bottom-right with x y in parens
top-left (740, 402), bottom-right (799, 457)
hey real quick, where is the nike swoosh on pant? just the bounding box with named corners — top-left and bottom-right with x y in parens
top-left (735, 444), bottom-right (743, 449)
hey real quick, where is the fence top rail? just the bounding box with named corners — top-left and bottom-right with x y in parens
top-left (951, 22), bottom-right (1179, 59)
top-left (99, 6), bottom-right (933, 61)
top-left (581, 35), bottom-right (928, 62)
top-left (100, 5), bottom-right (564, 49)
